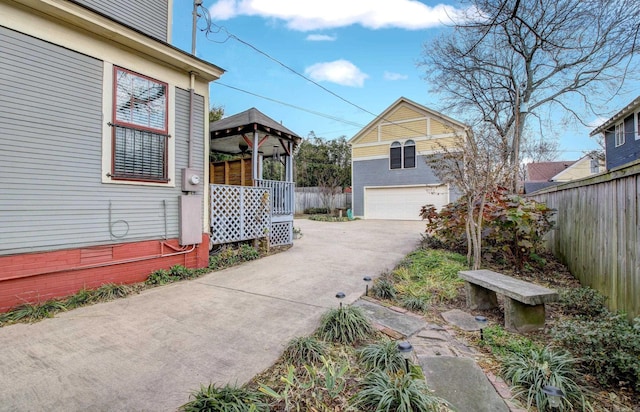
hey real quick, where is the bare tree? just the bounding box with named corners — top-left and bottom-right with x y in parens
top-left (425, 126), bottom-right (510, 269)
top-left (420, 0), bottom-right (640, 191)
top-left (518, 135), bottom-right (560, 182)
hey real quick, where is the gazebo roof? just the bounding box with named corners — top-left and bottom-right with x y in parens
top-left (210, 107), bottom-right (302, 143)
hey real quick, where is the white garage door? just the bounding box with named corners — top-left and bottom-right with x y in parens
top-left (364, 185), bottom-right (449, 220)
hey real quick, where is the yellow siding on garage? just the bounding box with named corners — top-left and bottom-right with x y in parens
top-left (353, 145), bottom-right (388, 159)
top-left (380, 119), bottom-right (427, 141)
top-left (431, 119), bottom-right (454, 135)
top-left (388, 106), bottom-right (423, 122)
top-left (359, 129), bottom-right (378, 144)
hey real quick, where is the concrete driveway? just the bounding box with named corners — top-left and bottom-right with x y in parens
top-left (0, 219), bottom-right (425, 411)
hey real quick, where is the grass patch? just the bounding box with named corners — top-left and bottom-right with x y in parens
top-left (480, 325), bottom-right (541, 358)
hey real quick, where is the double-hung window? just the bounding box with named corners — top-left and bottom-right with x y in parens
top-left (111, 67), bottom-right (169, 182)
top-left (390, 140), bottom-right (416, 169)
top-left (615, 123), bottom-right (625, 147)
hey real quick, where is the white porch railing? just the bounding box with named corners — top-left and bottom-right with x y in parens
top-left (255, 179), bottom-right (295, 216)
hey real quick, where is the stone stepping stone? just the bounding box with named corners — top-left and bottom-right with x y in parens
top-left (353, 299), bottom-right (426, 337)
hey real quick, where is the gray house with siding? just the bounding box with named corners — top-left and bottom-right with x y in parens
top-left (0, 0), bottom-right (223, 312)
top-left (348, 97), bottom-right (467, 220)
top-left (591, 96), bottom-right (640, 171)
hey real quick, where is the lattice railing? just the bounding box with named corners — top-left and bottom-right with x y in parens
top-left (270, 221), bottom-right (293, 246)
top-left (210, 185), bottom-right (271, 245)
top-left (255, 179), bottom-right (294, 216)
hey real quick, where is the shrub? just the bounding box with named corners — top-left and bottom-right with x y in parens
top-left (372, 278), bottom-right (396, 300)
top-left (351, 370), bottom-right (444, 411)
top-left (146, 269), bottom-right (174, 286)
top-left (558, 287), bottom-right (608, 318)
top-left (181, 383), bottom-right (268, 412)
top-left (282, 336), bottom-right (327, 365)
top-left (420, 188), bottom-right (555, 268)
top-left (170, 265), bottom-right (195, 280)
top-left (317, 306), bottom-right (374, 345)
top-left (237, 244), bottom-right (260, 262)
top-left (4, 300), bottom-right (67, 323)
top-left (551, 313), bottom-right (640, 392)
top-left (501, 346), bottom-right (592, 411)
top-left (358, 340), bottom-right (406, 374)
top-left (65, 288), bottom-right (93, 308)
top-left (209, 244), bottom-right (260, 270)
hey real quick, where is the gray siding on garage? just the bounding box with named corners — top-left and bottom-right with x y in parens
top-left (352, 156), bottom-right (457, 217)
top-left (72, 0), bottom-right (169, 41)
top-left (0, 27), bottom-right (205, 255)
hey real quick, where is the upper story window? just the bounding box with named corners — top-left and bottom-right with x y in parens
top-left (390, 141), bottom-right (402, 169)
top-left (636, 112), bottom-right (640, 140)
top-left (390, 140), bottom-right (416, 169)
top-left (111, 67), bottom-right (169, 182)
top-left (615, 123), bottom-right (625, 147)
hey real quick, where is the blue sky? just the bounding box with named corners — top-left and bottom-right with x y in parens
top-left (171, 0), bottom-right (638, 159)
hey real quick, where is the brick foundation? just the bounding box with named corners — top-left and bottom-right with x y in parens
top-left (0, 234), bottom-right (209, 313)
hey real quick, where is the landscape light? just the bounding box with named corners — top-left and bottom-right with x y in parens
top-left (542, 385), bottom-right (565, 409)
top-left (335, 292), bottom-right (345, 309)
top-left (475, 315), bottom-right (488, 340)
top-left (397, 341), bottom-right (413, 373)
top-left (363, 276), bottom-right (372, 296)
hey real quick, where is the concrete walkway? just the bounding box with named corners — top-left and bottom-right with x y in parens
top-left (0, 219), bottom-right (425, 411)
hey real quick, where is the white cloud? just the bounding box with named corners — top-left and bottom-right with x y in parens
top-left (209, 0), bottom-right (468, 31)
top-left (305, 60), bottom-right (369, 87)
top-left (588, 116), bottom-right (609, 129)
top-left (306, 34), bottom-right (337, 41)
top-left (384, 71), bottom-right (408, 81)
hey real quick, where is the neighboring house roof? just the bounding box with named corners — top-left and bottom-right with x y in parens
top-left (524, 181), bottom-right (562, 194)
top-left (348, 96), bottom-right (468, 145)
top-left (527, 161), bottom-right (576, 181)
top-left (590, 95), bottom-right (640, 136)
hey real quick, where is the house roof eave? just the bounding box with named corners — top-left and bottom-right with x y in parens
top-left (590, 95), bottom-right (640, 136)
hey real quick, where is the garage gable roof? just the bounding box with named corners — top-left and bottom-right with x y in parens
top-left (348, 97), bottom-right (468, 145)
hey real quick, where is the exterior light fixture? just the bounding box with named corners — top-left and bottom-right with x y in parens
top-left (363, 276), bottom-right (372, 296)
top-left (475, 315), bottom-right (488, 340)
top-left (397, 341), bottom-right (413, 373)
top-left (542, 385), bottom-right (565, 409)
top-left (335, 292), bottom-right (345, 309)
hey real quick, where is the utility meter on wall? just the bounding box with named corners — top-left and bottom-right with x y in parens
top-left (181, 168), bottom-right (200, 192)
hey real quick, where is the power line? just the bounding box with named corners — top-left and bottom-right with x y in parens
top-left (197, 5), bottom-right (431, 138)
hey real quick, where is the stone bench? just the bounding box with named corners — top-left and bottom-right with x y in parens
top-left (458, 269), bottom-right (558, 333)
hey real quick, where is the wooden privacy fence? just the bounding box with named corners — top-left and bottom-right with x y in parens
top-left (295, 187), bottom-right (352, 214)
top-left (529, 159), bottom-right (640, 320)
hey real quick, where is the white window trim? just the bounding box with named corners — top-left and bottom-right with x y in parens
top-left (636, 111), bottom-right (640, 140)
top-left (614, 122), bottom-right (625, 147)
top-left (101, 62), bottom-right (176, 187)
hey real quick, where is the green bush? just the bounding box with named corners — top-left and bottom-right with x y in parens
top-left (401, 297), bottom-right (429, 312)
top-left (501, 346), bottom-right (592, 411)
top-left (317, 306), bottom-right (374, 345)
top-left (282, 336), bottom-right (327, 365)
top-left (358, 340), bottom-right (407, 374)
top-left (3, 300), bottom-right (67, 323)
top-left (351, 370), bottom-right (444, 411)
top-left (170, 265), bottom-right (195, 280)
top-left (146, 269), bottom-right (175, 286)
top-left (180, 383), bottom-right (268, 412)
top-left (558, 287), bottom-right (608, 318)
top-left (65, 288), bottom-right (93, 308)
top-left (420, 189), bottom-right (555, 268)
top-left (308, 215), bottom-right (349, 222)
top-left (92, 283), bottom-right (133, 301)
top-left (551, 313), bottom-right (640, 392)
top-left (209, 244), bottom-right (260, 270)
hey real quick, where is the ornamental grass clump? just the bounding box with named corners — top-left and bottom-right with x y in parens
top-left (501, 346), bottom-right (592, 411)
top-left (358, 340), bottom-right (406, 374)
top-left (351, 370), bottom-right (445, 412)
top-left (282, 336), bottom-right (327, 365)
top-left (180, 383), bottom-right (268, 412)
top-left (317, 305), bottom-right (374, 345)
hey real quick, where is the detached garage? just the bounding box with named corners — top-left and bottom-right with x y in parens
top-left (364, 185), bottom-right (449, 220)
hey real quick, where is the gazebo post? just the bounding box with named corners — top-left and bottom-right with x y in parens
top-left (252, 130), bottom-right (259, 182)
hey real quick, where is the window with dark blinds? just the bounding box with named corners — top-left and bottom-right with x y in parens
top-left (404, 140), bottom-right (416, 168)
top-left (111, 67), bottom-right (169, 182)
top-left (390, 142), bottom-right (402, 169)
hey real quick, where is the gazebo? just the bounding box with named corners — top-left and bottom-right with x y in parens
top-left (209, 108), bottom-right (302, 248)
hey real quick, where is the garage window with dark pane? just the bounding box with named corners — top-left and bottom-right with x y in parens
top-left (390, 140), bottom-right (416, 169)
top-left (111, 67), bottom-right (169, 182)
